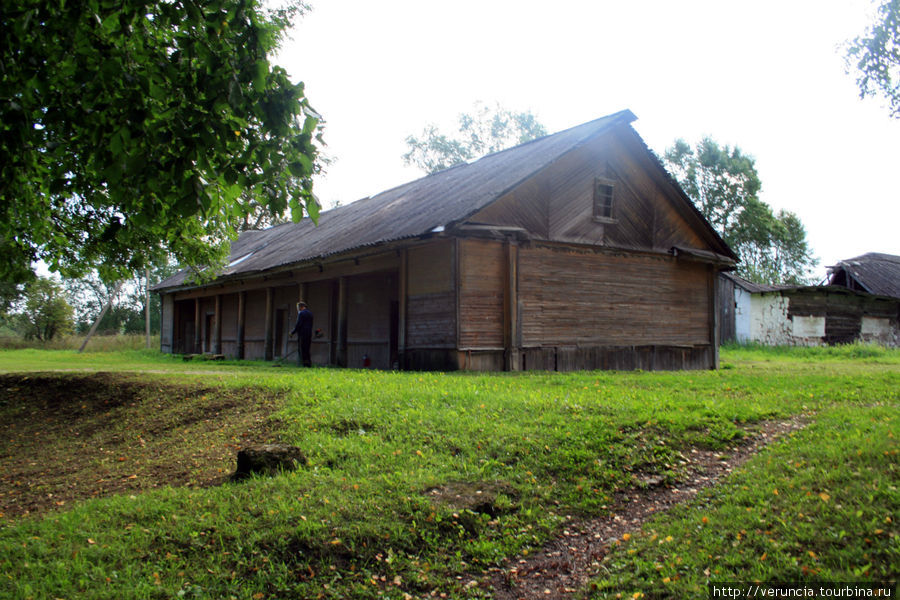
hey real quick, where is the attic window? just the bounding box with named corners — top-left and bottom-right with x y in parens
top-left (593, 177), bottom-right (616, 222)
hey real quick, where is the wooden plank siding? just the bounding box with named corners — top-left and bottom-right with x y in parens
top-left (518, 244), bottom-right (710, 348)
top-left (406, 240), bottom-right (456, 350)
top-left (458, 239), bottom-right (505, 349)
top-left (469, 131), bottom-right (708, 253)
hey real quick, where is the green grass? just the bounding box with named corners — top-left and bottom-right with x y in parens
top-left (0, 346), bottom-right (897, 599)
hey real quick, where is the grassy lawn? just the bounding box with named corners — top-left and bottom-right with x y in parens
top-left (0, 346), bottom-right (897, 599)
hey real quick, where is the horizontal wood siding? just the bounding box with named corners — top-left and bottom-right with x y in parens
top-left (459, 239), bottom-right (505, 349)
top-left (519, 245), bottom-right (710, 347)
top-left (786, 289), bottom-right (900, 346)
top-left (407, 241), bottom-right (456, 349)
top-left (407, 293), bottom-right (456, 348)
top-left (521, 345), bottom-right (712, 371)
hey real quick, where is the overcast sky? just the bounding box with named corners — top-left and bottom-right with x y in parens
top-left (277, 0), bottom-right (900, 280)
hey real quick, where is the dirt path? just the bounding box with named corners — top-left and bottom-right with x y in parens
top-left (489, 417), bottom-right (809, 600)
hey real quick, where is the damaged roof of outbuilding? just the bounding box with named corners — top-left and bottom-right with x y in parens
top-left (828, 252), bottom-right (900, 299)
top-left (155, 109), bottom-right (734, 292)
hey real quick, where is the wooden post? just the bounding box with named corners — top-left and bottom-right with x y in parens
top-left (78, 281), bottom-right (124, 353)
top-left (336, 276), bottom-right (347, 367)
top-left (193, 298), bottom-right (201, 354)
top-left (454, 239), bottom-right (461, 369)
top-left (504, 239), bottom-right (520, 371)
top-left (709, 265), bottom-right (719, 370)
top-left (398, 249), bottom-right (408, 367)
top-left (264, 287), bottom-right (274, 361)
top-left (213, 294), bottom-right (222, 355)
top-left (237, 291), bottom-right (246, 360)
top-left (298, 283), bottom-right (308, 367)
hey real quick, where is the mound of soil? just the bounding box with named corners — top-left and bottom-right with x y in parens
top-left (0, 372), bottom-right (283, 520)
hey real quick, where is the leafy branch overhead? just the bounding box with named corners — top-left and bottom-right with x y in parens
top-left (0, 0), bottom-right (323, 283)
top-left (846, 0), bottom-right (900, 118)
top-left (403, 103), bottom-right (547, 174)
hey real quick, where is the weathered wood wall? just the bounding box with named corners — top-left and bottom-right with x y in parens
top-left (717, 274), bottom-right (737, 344)
top-left (406, 240), bottom-right (456, 349)
top-left (518, 244), bottom-right (710, 347)
top-left (470, 130), bottom-right (709, 253)
top-left (160, 295), bottom-right (174, 353)
top-left (458, 239), bottom-right (505, 349)
top-left (786, 288), bottom-right (899, 346)
top-left (346, 271), bottom-right (396, 369)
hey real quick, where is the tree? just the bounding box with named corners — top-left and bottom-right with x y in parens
top-left (0, 0), bottom-right (322, 285)
top-left (846, 0), bottom-right (900, 117)
top-left (403, 103), bottom-right (547, 174)
top-left (13, 277), bottom-right (74, 341)
top-left (664, 138), bottom-right (816, 284)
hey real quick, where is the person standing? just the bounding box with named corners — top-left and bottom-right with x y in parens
top-left (290, 301), bottom-right (314, 367)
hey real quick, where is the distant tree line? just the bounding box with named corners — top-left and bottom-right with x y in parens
top-left (1, 262), bottom-right (177, 342)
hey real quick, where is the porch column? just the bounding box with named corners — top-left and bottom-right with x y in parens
top-left (398, 249), bottom-right (408, 367)
top-left (264, 287), bottom-right (274, 361)
top-left (236, 291), bottom-right (246, 360)
top-left (193, 298), bottom-right (201, 353)
top-left (213, 294), bottom-right (222, 355)
top-left (336, 276), bottom-right (347, 367)
top-left (504, 239), bottom-right (520, 371)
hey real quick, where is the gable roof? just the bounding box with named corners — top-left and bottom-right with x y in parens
top-left (828, 252), bottom-right (900, 299)
top-left (155, 110), bottom-right (732, 291)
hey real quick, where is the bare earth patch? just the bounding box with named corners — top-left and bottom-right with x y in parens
top-left (0, 372), bottom-right (283, 520)
top-left (490, 417), bottom-right (810, 600)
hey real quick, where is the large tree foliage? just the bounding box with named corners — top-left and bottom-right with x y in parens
top-left (846, 0), bottom-right (900, 117)
top-left (403, 103), bottom-right (547, 174)
top-left (0, 0), bottom-right (322, 284)
top-left (665, 138), bottom-right (816, 285)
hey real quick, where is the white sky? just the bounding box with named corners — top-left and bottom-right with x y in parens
top-left (277, 0), bottom-right (900, 281)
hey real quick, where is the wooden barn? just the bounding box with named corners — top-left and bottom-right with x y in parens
top-left (153, 110), bottom-right (738, 371)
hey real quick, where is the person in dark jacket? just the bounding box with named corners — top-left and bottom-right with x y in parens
top-left (290, 301), bottom-right (314, 367)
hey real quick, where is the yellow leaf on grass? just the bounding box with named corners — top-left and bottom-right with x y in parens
top-left (622, 533), bottom-right (631, 541)
top-left (819, 492), bottom-right (830, 502)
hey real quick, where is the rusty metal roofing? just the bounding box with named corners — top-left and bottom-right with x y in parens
top-left (828, 252), bottom-right (900, 299)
